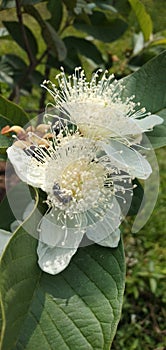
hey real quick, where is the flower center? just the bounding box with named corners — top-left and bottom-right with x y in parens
top-left (60, 158), bottom-right (105, 211)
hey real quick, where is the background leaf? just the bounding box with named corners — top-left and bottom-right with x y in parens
top-left (128, 0), bottom-right (153, 41)
top-left (24, 5), bottom-right (67, 61)
top-left (2, 21), bottom-right (38, 57)
top-left (147, 109), bottom-right (166, 148)
top-left (0, 212), bottom-right (125, 350)
top-left (0, 134), bottom-right (11, 153)
top-left (47, 0), bottom-right (63, 31)
top-left (121, 50), bottom-right (166, 148)
top-left (0, 95), bottom-right (29, 126)
top-left (74, 11), bottom-right (128, 42)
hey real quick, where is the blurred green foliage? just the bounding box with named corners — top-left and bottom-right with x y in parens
top-left (0, 1), bottom-right (165, 349)
top-left (112, 147), bottom-right (166, 349)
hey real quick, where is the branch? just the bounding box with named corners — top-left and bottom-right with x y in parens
top-left (15, 0), bottom-right (36, 66)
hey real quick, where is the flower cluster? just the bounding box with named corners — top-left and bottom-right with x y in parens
top-left (6, 68), bottom-right (163, 275)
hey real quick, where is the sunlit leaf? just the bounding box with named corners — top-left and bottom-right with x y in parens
top-left (2, 21), bottom-right (38, 57)
top-left (24, 5), bottom-right (67, 61)
top-left (128, 0), bottom-right (153, 41)
top-left (0, 95), bottom-right (29, 126)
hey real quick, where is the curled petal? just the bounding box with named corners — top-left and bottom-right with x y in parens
top-left (135, 114), bottom-right (163, 132)
top-left (37, 241), bottom-right (78, 275)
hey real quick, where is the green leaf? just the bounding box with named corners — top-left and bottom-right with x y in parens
top-left (0, 0), bottom-right (15, 9)
top-left (0, 54), bottom-right (28, 87)
top-left (0, 193), bottom-right (16, 231)
top-left (0, 95), bottom-right (29, 126)
top-left (0, 134), bottom-right (11, 153)
top-left (24, 5), bottom-right (67, 61)
top-left (74, 11), bottom-right (128, 42)
top-left (63, 0), bottom-right (77, 11)
top-left (121, 51), bottom-right (166, 148)
top-left (128, 0), bottom-right (153, 42)
top-left (63, 36), bottom-right (103, 67)
top-left (147, 109), bottom-right (166, 148)
top-left (0, 212), bottom-right (125, 349)
top-left (0, 189), bottom-right (42, 350)
top-left (0, 183), bottom-right (35, 231)
top-left (47, 0), bottom-right (63, 31)
top-left (43, 21), bottom-right (67, 61)
top-left (0, 0), bottom-right (43, 10)
top-left (2, 21), bottom-right (38, 57)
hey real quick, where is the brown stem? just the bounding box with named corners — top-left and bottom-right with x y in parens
top-left (15, 0), bottom-right (36, 66)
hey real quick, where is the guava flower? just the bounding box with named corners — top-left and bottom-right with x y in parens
top-left (7, 130), bottom-right (135, 275)
top-left (42, 67), bottom-right (163, 152)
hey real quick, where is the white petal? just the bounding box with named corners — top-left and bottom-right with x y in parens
top-left (86, 198), bottom-right (121, 244)
top-left (0, 229), bottom-right (12, 256)
top-left (37, 241), bottom-right (77, 275)
top-left (100, 140), bottom-right (152, 179)
top-left (10, 220), bottom-right (22, 232)
top-left (38, 210), bottom-right (85, 248)
top-left (107, 109), bottom-right (142, 137)
top-left (7, 146), bottom-right (45, 187)
top-left (22, 200), bottom-right (35, 220)
top-left (98, 228), bottom-right (121, 248)
top-left (135, 115), bottom-right (163, 132)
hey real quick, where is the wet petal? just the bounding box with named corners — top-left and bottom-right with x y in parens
top-left (22, 200), bottom-right (36, 220)
top-left (38, 210), bottom-right (85, 248)
top-left (98, 228), bottom-right (121, 248)
top-left (10, 220), bottom-right (22, 232)
top-left (135, 114), bottom-right (163, 132)
top-left (86, 198), bottom-right (121, 244)
top-left (107, 108), bottom-right (142, 137)
top-left (101, 140), bottom-right (152, 179)
top-left (7, 146), bottom-right (45, 187)
top-left (37, 241), bottom-right (78, 275)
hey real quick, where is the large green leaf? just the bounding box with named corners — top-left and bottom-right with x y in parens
top-left (0, 95), bottom-right (29, 126)
top-left (128, 0), bottom-right (153, 42)
top-left (121, 51), bottom-right (166, 148)
top-left (2, 21), bottom-right (38, 57)
top-left (0, 205), bottom-right (125, 349)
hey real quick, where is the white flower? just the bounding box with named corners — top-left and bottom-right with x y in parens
top-left (42, 68), bottom-right (163, 145)
top-left (7, 132), bottom-right (135, 275)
